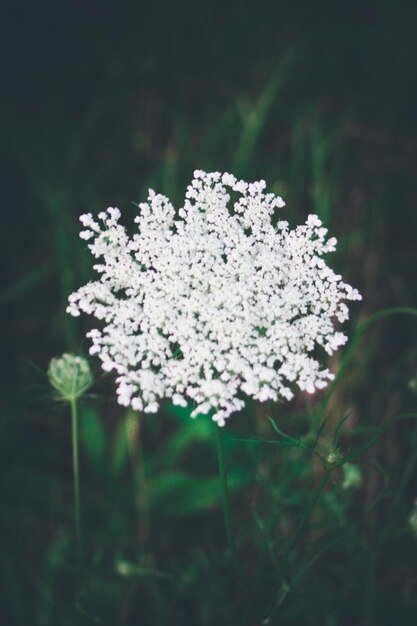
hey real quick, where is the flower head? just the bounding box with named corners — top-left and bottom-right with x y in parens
top-left (67, 170), bottom-right (361, 425)
top-left (323, 447), bottom-right (344, 471)
top-left (48, 353), bottom-right (93, 402)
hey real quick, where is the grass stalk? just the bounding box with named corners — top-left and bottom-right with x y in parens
top-left (70, 397), bottom-right (83, 568)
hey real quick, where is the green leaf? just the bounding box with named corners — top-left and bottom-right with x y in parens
top-left (164, 411), bottom-right (212, 462)
top-left (149, 470), bottom-right (247, 519)
top-left (111, 416), bottom-right (130, 476)
top-left (36, 530), bottom-right (71, 626)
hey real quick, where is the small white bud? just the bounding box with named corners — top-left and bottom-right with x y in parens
top-left (48, 353), bottom-right (93, 401)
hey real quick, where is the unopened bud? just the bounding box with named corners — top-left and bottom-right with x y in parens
top-left (409, 500), bottom-right (417, 537)
top-left (408, 373), bottom-right (417, 395)
top-left (342, 463), bottom-right (363, 490)
top-left (323, 447), bottom-right (343, 471)
top-left (48, 353), bottom-right (93, 401)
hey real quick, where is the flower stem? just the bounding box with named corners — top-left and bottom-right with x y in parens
top-left (212, 422), bottom-right (238, 561)
top-left (126, 410), bottom-right (152, 562)
top-left (70, 397), bottom-right (83, 568)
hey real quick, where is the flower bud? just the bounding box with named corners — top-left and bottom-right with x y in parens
top-left (341, 463), bottom-right (363, 490)
top-left (323, 447), bottom-right (344, 471)
top-left (48, 353), bottom-right (93, 401)
top-left (408, 373), bottom-right (417, 395)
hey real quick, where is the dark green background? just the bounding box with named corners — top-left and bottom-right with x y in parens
top-left (2, 0), bottom-right (417, 379)
top-left (1, 1), bottom-right (417, 625)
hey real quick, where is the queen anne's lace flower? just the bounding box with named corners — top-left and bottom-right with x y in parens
top-left (67, 170), bottom-right (361, 426)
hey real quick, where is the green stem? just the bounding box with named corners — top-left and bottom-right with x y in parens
top-left (70, 397), bottom-right (83, 568)
top-left (126, 410), bottom-right (152, 561)
top-left (365, 418), bottom-right (417, 625)
top-left (212, 423), bottom-right (238, 560)
top-left (285, 471), bottom-right (330, 557)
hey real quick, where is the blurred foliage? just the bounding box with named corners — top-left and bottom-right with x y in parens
top-left (1, 0), bottom-right (417, 624)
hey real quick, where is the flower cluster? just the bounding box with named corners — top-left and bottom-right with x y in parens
top-left (67, 170), bottom-right (361, 426)
top-left (48, 353), bottom-right (93, 401)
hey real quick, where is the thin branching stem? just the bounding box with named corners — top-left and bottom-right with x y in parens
top-left (286, 471), bottom-right (330, 557)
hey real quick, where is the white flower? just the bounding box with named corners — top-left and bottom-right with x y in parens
top-left (67, 170), bottom-right (361, 426)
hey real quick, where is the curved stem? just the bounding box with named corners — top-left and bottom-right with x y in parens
top-left (70, 397), bottom-right (83, 568)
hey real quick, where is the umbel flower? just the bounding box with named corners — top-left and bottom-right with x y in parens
top-left (48, 353), bottom-right (93, 402)
top-left (67, 170), bottom-right (361, 426)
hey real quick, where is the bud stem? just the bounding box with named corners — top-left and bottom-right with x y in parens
top-left (70, 397), bottom-right (83, 568)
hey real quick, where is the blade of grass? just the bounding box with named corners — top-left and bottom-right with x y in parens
top-left (6, 128), bottom-right (81, 348)
top-left (342, 413), bottom-right (417, 465)
top-left (233, 48), bottom-right (297, 178)
top-left (318, 307), bottom-right (417, 419)
top-left (0, 263), bottom-right (53, 306)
